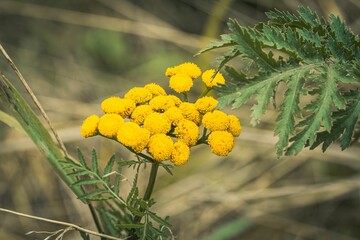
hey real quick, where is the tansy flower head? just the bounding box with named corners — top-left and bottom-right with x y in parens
top-left (165, 62), bottom-right (201, 79)
top-left (117, 122), bottom-right (150, 153)
top-left (130, 105), bottom-right (153, 125)
top-left (174, 119), bottom-right (199, 146)
top-left (165, 66), bottom-right (177, 77)
top-left (202, 110), bottom-right (229, 131)
top-left (101, 97), bottom-right (136, 118)
top-left (207, 131), bottom-right (234, 156)
top-left (228, 115), bottom-right (242, 137)
top-left (81, 114), bottom-right (100, 138)
top-left (174, 62), bottom-right (202, 79)
top-left (144, 83), bottom-right (167, 97)
top-left (167, 95), bottom-right (182, 107)
top-left (169, 74), bottom-right (193, 93)
top-left (143, 112), bottom-right (171, 135)
top-left (149, 95), bottom-right (175, 112)
top-left (147, 134), bottom-right (174, 161)
top-left (164, 106), bottom-right (184, 126)
top-left (195, 96), bottom-right (218, 114)
top-left (98, 114), bottom-right (124, 138)
top-left (179, 102), bottom-right (201, 125)
top-left (124, 87), bottom-right (152, 105)
top-left (171, 141), bottom-right (190, 166)
top-left (202, 69), bottom-right (225, 88)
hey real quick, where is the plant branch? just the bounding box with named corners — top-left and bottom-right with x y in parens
top-left (0, 207), bottom-right (123, 240)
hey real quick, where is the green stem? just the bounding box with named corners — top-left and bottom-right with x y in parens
top-left (182, 92), bottom-right (188, 102)
top-left (199, 87), bottom-right (212, 98)
top-left (130, 162), bottom-right (159, 239)
top-left (142, 162), bottom-right (159, 203)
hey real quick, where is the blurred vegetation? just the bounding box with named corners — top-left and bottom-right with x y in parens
top-left (0, 0), bottom-right (359, 239)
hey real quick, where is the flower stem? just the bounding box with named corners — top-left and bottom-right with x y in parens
top-left (199, 87), bottom-right (212, 98)
top-left (143, 161), bottom-right (159, 203)
top-left (130, 161), bottom-right (160, 239)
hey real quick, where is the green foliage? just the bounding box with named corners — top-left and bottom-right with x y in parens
top-left (199, 7), bottom-right (360, 156)
top-left (61, 149), bottom-right (172, 239)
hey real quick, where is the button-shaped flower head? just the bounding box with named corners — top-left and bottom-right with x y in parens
top-left (98, 114), bottom-right (124, 138)
top-left (179, 102), bottom-right (201, 125)
top-left (149, 95), bottom-right (175, 112)
top-left (195, 96), bottom-right (218, 114)
top-left (165, 62), bottom-right (201, 79)
top-left (144, 83), bottom-right (167, 97)
top-left (101, 97), bottom-right (136, 118)
top-left (202, 69), bottom-right (225, 88)
top-left (207, 131), bottom-right (234, 156)
top-left (202, 110), bottom-right (229, 132)
top-left (117, 122), bottom-right (150, 153)
top-left (147, 134), bottom-right (174, 161)
top-left (143, 112), bottom-right (171, 135)
top-left (228, 115), bottom-right (242, 137)
top-left (130, 105), bottom-right (154, 125)
top-left (124, 87), bottom-right (152, 105)
top-left (169, 74), bottom-right (193, 93)
top-left (171, 141), bottom-right (190, 166)
top-left (174, 119), bottom-right (199, 146)
top-left (81, 114), bottom-right (100, 138)
top-left (164, 106), bottom-right (184, 126)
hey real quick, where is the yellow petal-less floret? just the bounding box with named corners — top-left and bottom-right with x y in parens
top-left (98, 114), bottom-right (125, 138)
top-left (147, 134), bottom-right (174, 161)
top-left (169, 74), bottom-right (193, 93)
top-left (117, 122), bottom-right (150, 153)
top-left (144, 83), bottom-right (167, 97)
top-left (202, 110), bottom-right (229, 131)
top-left (179, 102), bottom-right (201, 125)
top-left (195, 96), bottom-right (218, 114)
top-left (149, 95), bottom-right (175, 112)
top-left (202, 69), bottom-right (225, 88)
top-left (207, 131), bottom-right (234, 156)
top-left (164, 106), bottom-right (184, 126)
top-left (81, 114), bottom-right (100, 138)
top-left (143, 112), bottom-right (171, 135)
top-left (124, 87), bottom-right (152, 105)
top-left (171, 141), bottom-right (190, 166)
top-left (174, 119), bottom-right (199, 146)
top-left (228, 115), bottom-right (242, 137)
top-left (130, 105), bottom-right (153, 125)
top-left (101, 97), bottom-right (136, 118)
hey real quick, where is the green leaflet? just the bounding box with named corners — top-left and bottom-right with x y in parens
top-left (202, 7), bottom-right (360, 156)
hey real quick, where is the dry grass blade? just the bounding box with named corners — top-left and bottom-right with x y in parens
top-left (0, 44), bottom-right (68, 156)
top-left (0, 208), bottom-right (123, 240)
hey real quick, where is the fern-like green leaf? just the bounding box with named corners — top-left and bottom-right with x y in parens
top-left (274, 75), bottom-right (304, 156)
top-left (202, 7), bottom-right (360, 156)
top-left (77, 148), bottom-right (89, 170)
top-left (91, 149), bottom-right (100, 176)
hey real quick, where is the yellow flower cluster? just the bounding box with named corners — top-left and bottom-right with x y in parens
top-left (81, 62), bottom-right (241, 166)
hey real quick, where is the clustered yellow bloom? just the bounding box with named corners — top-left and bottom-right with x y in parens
top-left (81, 62), bottom-right (241, 166)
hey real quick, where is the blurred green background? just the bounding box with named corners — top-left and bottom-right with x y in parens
top-left (0, 0), bottom-right (360, 239)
